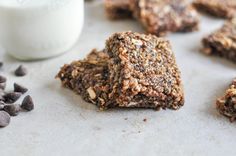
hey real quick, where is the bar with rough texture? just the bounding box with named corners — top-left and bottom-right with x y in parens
top-left (105, 32), bottom-right (184, 109)
top-left (202, 18), bottom-right (236, 63)
top-left (130, 0), bottom-right (199, 36)
top-left (57, 32), bottom-right (184, 110)
top-left (56, 49), bottom-right (111, 109)
top-left (104, 0), bottom-right (199, 36)
top-left (104, 0), bottom-right (132, 20)
top-left (193, 0), bottom-right (236, 18)
top-left (216, 78), bottom-right (236, 122)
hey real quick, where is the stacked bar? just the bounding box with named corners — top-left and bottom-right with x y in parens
top-left (57, 32), bottom-right (185, 110)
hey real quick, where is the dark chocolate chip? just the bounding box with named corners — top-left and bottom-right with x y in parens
top-left (0, 83), bottom-right (6, 90)
top-left (0, 111), bottom-right (10, 127)
top-left (4, 104), bottom-right (21, 116)
top-left (21, 95), bottom-right (34, 111)
top-left (14, 83), bottom-right (28, 94)
top-left (4, 92), bottom-right (22, 104)
top-left (15, 65), bottom-right (27, 77)
top-left (0, 75), bottom-right (6, 83)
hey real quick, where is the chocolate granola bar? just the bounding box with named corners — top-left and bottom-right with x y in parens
top-left (193, 0), bottom-right (236, 18)
top-left (216, 78), bottom-right (236, 122)
top-left (57, 32), bottom-right (184, 110)
top-left (105, 32), bottom-right (184, 110)
top-left (104, 0), bottom-right (132, 20)
top-left (202, 18), bottom-right (236, 63)
top-left (57, 49), bottom-right (112, 109)
top-left (130, 0), bottom-right (199, 36)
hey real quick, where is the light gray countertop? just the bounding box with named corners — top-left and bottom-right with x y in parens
top-left (0, 1), bottom-right (236, 156)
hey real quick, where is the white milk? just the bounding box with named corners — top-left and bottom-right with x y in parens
top-left (0, 0), bottom-right (84, 60)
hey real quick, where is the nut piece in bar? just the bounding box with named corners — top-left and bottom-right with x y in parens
top-left (193, 0), bottom-right (236, 19)
top-left (57, 49), bottom-right (112, 109)
top-left (104, 0), bottom-right (132, 20)
top-left (105, 32), bottom-right (184, 110)
top-left (202, 18), bottom-right (236, 63)
top-left (216, 78), bottom-right (236, 122)
top-left (130, 0), bottom-right (199, 36)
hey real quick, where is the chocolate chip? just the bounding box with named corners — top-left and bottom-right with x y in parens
top-left (21, 95), bottom-right (34, 111)
top-left (0, 62), bottom-right (3, 69)
top-left (15, 65), bottom-right (27, 77)
top-left (0, 83), bottom-right (6, 90)
top-left (0, 111), bottom-right (10, 127)
top-left (14, 83), bottom-right (28, 94)
top-left (4, 92), bottom-right (22, 104)
top-left (4, 104), bottom-right (21, 116)
top-left (0, 75), bottom-right (6, 83)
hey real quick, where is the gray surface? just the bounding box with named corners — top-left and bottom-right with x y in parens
top-left (0, 1), bottom-right (236, 156)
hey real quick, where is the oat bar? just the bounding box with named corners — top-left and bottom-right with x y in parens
top-left (216, 78), bottom-right (236, 122)
top-left (193, 0), bottom-right (236, 18)
top-left (130, 0), bottom-right (199, 36)
top-left (104, 0), bottom-right (132, 20)
top-left (57, 32), bottom-right (184, 110)
top-left (105, 32), bottom-right (184, 110)
top-left (56, 49), bottom-right (113, 109)
top-left (202, 18), bottom-right (236, 63)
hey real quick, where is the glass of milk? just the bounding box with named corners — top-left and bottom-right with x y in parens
top-left (0, 0), bottom-right (84, 60)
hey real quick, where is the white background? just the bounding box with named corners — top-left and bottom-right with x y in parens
top-left (0, 1), bottom-right (236, 156)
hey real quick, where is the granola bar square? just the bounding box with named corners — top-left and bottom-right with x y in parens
top-left (202, 18), bottom-right (236, 63)
top-left (104, 0), bottom-right (132, 20)
top-left (193, 0), bottom-right (236, 18)
top-left (130, 0), bottom-right (199, 36)
top-left (56, 49), bottom-right (112, 109)
top-left (105, 31), bottom-right (184, 110)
